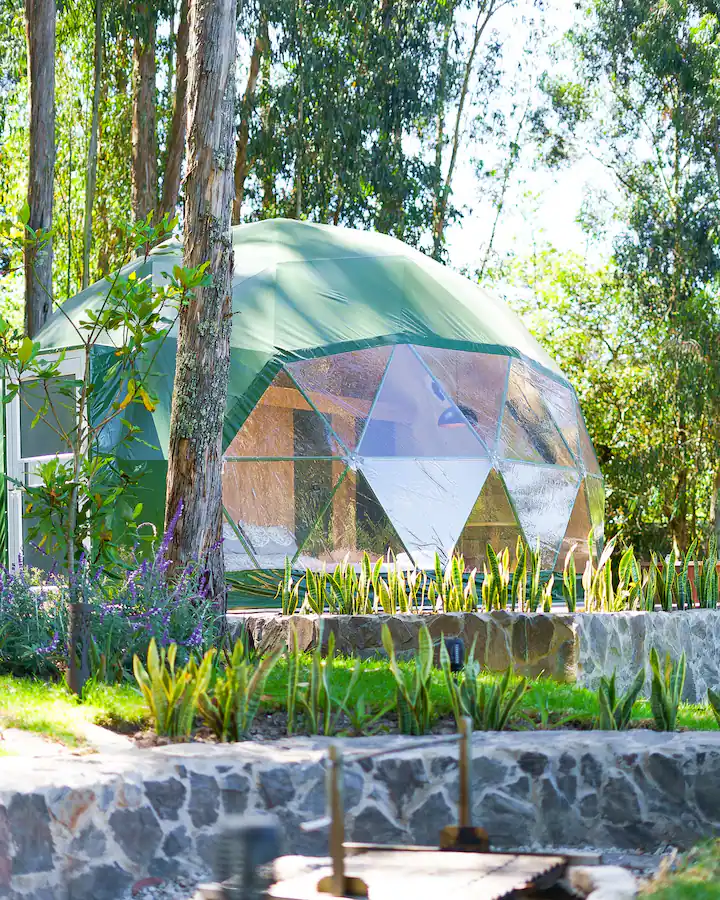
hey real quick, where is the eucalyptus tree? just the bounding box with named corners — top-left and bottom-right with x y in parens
top-left (165, 0), bottom-right (237, 603)
top-left (24, 0), bottom-right (56, 336)
top-left (539, 0), bottom-right (720, 548)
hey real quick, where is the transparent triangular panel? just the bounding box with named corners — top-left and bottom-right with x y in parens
top-left (414, 347), bottom-right (509, 451)
top-left (296, 467), bottom-right (410, 569)
top-left (578, 410), bottom-right (602, 476)
top-left (586, 475), bottom-right (605, 547)
top-left (498, 360), bottom-right (575, 467)
top-left (359, 345), bottom-right (487, 457)
top-left (500, 461), bottom-right (580, 569)
top-left (533, 369), bottom-right (580, 461)
top-left (285, 347), bottom-right (392, 452)
top-left (222, 459), bottom-right (343, 569)
top-left (360, 458), bottom-right (492, 567)
top-left (556, 480), bottom-right (592, 574)
top-left (225, 370), bottom-right (344, 458)
top-left (455, 468), bottom-right (524, 570)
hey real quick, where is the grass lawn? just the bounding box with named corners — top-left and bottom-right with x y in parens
top-left (0, 675), bottom-right (148, 747)
top-left (642, 841), bottom-right (720, 898)
top-left (1, 654), bottom-right (718, 748)
top-left (261, 655), bottom-right (719, 731)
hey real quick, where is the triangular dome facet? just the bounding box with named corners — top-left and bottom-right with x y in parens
top-left (225, 370), bottom-right (345, 458)
top-left (415, 346), bottom-right (509, 451)
top-left (500, 461), bottom-right (580, 569)
top-left (498, 361), bottom-right (575, 467)
top-left (295, 467), bottom-right (410, 568)
top-left (285, 347), bottom-right (392, 452)
top-left (359, 345), bottom-right (487, 458)
top-left (360, 458), bottom-right (492, 566)
top-left (455, 468), bottom-right (524, 570)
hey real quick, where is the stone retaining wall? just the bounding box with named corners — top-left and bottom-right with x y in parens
top-left (3, 732), bottom-right (720, 899)
top-left (230, 610), bottom-right (720, 701)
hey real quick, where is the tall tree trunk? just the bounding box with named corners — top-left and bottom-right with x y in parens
top-left (131, 12), bottom-right (157, 222)
top-left (165, 0), bottom-right (237, 604)
top-left (82, 0), bottom-right (103, 290)
top-left (159, 0), bottom-right (190, 220)
top-left (232, 16), bottom-right (266, 224)
top-left (24, 0), bottom-right (56, 337)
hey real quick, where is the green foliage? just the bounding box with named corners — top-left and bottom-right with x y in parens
top-left (198, 639), bottom-right (281, 742)
top-left (596, 668), bottom-right (644, 730)
top-left (649, 647), bottom-right (687, 732)
top-left (381, 622), bottom-right (434, 735)
top-left (482, 545), bottom-right (509, 611)
top-left (132, 639), bottom-right (215, 739)
top-left (285, 624), bottom-right (363, 736)
top-left (510, 538), bottom-right (527, 612)
top-left (582, 537), bottom-right (617, 611)
top-left (696, 539), bottom-right (719, 610)
top-left (562, 544), bottom-right (578, 612)
top-left (708, 688), bottom-right (720, 730)
top-left (0, 212), bottom-right (211, 586)
top-left (277, 558), bottom-right (302, 616)
top-left (441, 639), bottom-right (527, 731)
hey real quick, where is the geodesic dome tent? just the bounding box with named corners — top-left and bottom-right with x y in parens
top-left (13, 219), bottom-right (603, 589)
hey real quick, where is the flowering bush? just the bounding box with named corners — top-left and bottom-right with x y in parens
top-left (0, 565), bottom-right (67, 676)
top-left (0, 510), bottom-right (222, 681)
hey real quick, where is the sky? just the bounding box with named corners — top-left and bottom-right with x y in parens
top-left (444, 0), bottom-right (621, 273)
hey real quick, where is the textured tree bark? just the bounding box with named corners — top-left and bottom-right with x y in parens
top-left (82, 0), bottom-right (103, 290)
top-left (232, 17), bottom-right (266, 224)
top-left (24, 0), bottom-right (56, 337)
top-left (165, 0), bottom-right (237, 605)
top-left (131, 12), bottom-right (157, 222)
top-left (159, 0), bottom-right (190, 220)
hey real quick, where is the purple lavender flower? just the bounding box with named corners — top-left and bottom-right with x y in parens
top-left (186, 622), bottom-right (203, 649)
top-left (157, 500), bottom-right (183, 566)
top-left (37, 631), bottom-right (60, 655)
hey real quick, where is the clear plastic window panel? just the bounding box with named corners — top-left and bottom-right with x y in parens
top-left (285, 347), bottom-right (392, 452)
top-left (578, 413), bottom-right (602, 476)
top-left (414, 347), bottom-right (509, 451)
top-left (296, 467), bottom-right (409, 569)
top-left (20, 378), bottom-right (76, 458)
top-left (222, 459), bottom-right (342, 570)
top-left (557, 480), bottom-right (593, 573)
top-left (532, 369), bottom-right (581, 462)
top-left (360, 458), bottom-right (492, 567)
top-left (500, 461), bottom-right (580, 569)
top-left (455, 469), bottom-right (524, 570)
top-left (498, 361), bottom-right (575, 467)
top-left (225, 370), bottom-right (343, 458)
top-left (359, 345), bottom-right (486, 458)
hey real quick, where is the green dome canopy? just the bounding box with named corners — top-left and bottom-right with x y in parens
top-left (32, 219), bottom-right (603, 586)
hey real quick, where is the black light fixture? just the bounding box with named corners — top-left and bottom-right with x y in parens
top-left (444, 637), bottom-right (465, 672)
top-left (438, 403), bottom-right (478, 428)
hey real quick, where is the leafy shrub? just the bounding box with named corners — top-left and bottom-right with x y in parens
top-left (0, 564), bottom-right (67, 676)
top-left (649, 647), bottom-right (686, 731)
top-left (441, 639), bottom-right (527, 731)
top-left (286, 625), bottom-right (361, 736)
top-left (87, 517), bottom-right (221, 681)
top-left (133, 638), bottom-right (215, 738)
top-left (381, 622), bottom-right (434, 735)
top-left (198, 638), bottom-right (281, 741)
top-left (596, 668), bottom-right (644, 730)
top-left (0, 515), bottom-right (220, 682)
top-left (708, 687), bottom-right (720, 729)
